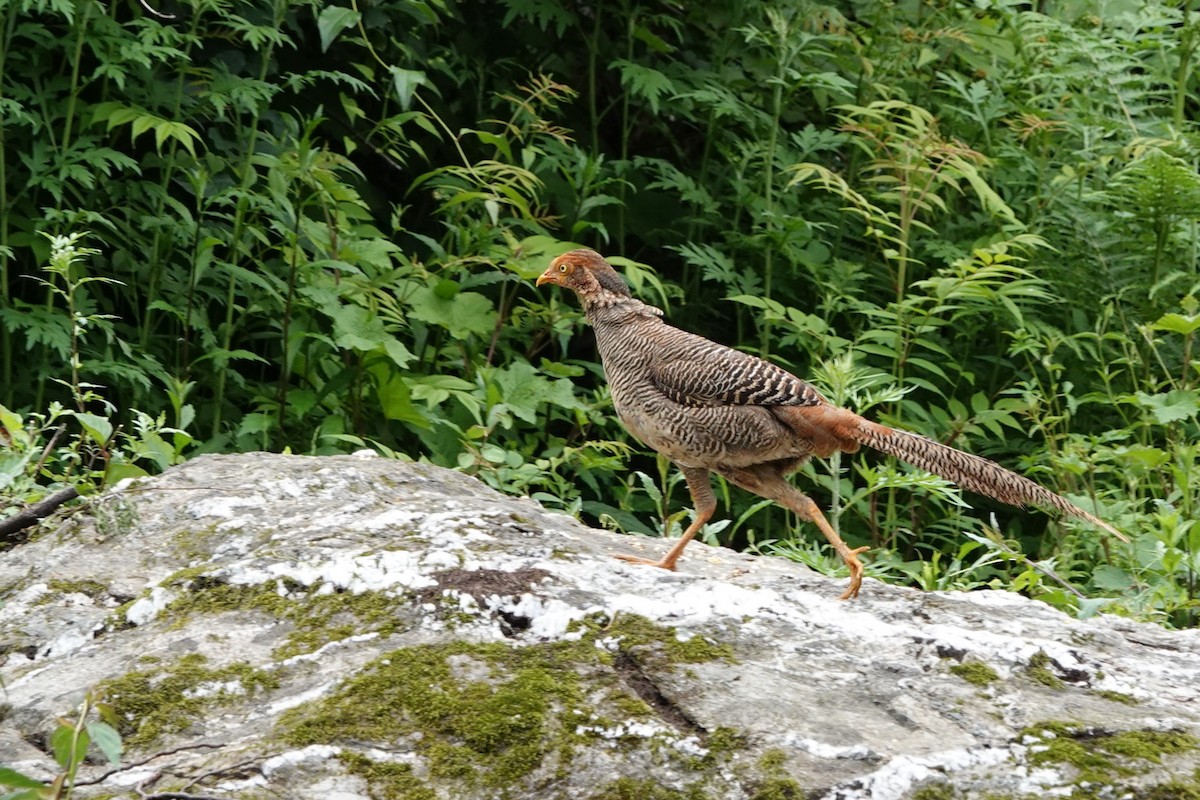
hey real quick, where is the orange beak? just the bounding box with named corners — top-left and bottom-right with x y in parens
top-left (536, 256), bottom-right (565, 287)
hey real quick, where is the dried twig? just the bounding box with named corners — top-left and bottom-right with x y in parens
top-left (73, 742), bottom-right (223, 787)
top-left (0, 486), bottom-right (80, 540)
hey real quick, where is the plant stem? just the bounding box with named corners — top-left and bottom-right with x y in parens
top-left (0, 6), bottom-right (14, 406)
top-left (59, 0), bottom-right (90, 158)
top-left (616, 6), bottom-right (637, 252)
top-left (210, 0), bottom-right (285, 440)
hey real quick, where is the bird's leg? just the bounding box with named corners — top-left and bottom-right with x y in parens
top-left (718, 465), bottom-right (869, 600)
top-left (615, 466), bottom-right (715, 571)
top-left (788, 493), bottom-right (870, 600)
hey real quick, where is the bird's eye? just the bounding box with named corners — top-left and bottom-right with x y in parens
top-left (558, 263), bottom-right (568, 273)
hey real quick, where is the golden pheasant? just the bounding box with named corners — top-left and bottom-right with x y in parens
top-left (537, 248), bottom-right (1124, 599)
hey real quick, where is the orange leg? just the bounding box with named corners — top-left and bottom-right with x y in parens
top-left (719, 464), bottom-right (869, 600)
top-left (791, 493), bottom-right (869, 600)
top-left (616, 466), bottom-right (715, 571)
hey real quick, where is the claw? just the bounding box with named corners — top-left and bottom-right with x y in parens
top-left (837, 545), bottom-right (871, 601)
top-left (614, 553), bottom-right (677, 570)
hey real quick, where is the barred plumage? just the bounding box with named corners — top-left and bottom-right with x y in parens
top-left (537, 249), bottom-right (1125, 599)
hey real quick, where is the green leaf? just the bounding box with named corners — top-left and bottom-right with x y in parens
top-left (389, 67), bottom-right (426, 111)
top-left (106, 463), bottom-right (150, 484)
top-left (1135, 390), bottom-right (1200, 425)
top-left (1151, 312), bottom-right (1200, 336)
top-left (0, 768), bottom-right (46, 790)
top-left (1092, 565), bottom-right (1134, 592)
top-left (376, 375), bottom-right (429, 427)
top-left (152, 121), bottom-right (201, 158)
top-left (408, 375), bottom-right (475, 407)
top-left (85, 720), bottom-right (123, 765)
top-left (480, 443), bottom-right (507, 463)
top-left (1075, 597), bottom-right (1111, 620)
top-left (1120, 445), bottom-right (1169, 469)
top-left (192, 348), bottom-right (269, 367)
top-left (329, 304), bottom-right (387, 351)
top-left (237, 413), bottom-right (275, 437)
top-left (74, 412), bottom-right (114, 447)
top-left (406, 286), bottom-right (497, 339)
top-left (50, 725), bottom-right (88, 771)
top-left (317, 5), bottom-right (360, 52)
top-left (0, 790), bottom-right (44, 800)
top-left (610, 59), bottom-right (675, 115)
top-left (489, 361), bottom-right (584, 424)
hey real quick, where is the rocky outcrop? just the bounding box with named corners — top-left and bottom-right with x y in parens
top-left (2, 452), bottom-right (1199, 799)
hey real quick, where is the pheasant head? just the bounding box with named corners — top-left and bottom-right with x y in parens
top-left (536, 249), bottom-right (632, 299)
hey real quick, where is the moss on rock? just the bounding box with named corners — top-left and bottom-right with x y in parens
top-left (1026, 650), bottom-right (1065, 689)
top-left (948, 661), bottom-right (999, 686)
top-left (746, 748), bottom-right (804, 800)
top-left (160, 576), bottom-right (409, 658)
top-left (281, 613), bottom-right (736, 795)
top-left (44, 578), bottom-right (109, 599)
top-left (100, 652), bottom-right (279, 747)
top-left (587, 777), bottom-right (710, 799)
top-left (1095, 689), bottom-right (1139, 705)
top-left (910, 783), bottom-right (958, 800)
top-left (1022, 721), bottom-right (1199, 782)
top-left (338, 751), bottom-right (436, 800)
top-left (283, 639), bottom-right (582, 789)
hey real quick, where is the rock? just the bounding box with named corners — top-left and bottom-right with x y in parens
top-left (1, 452), bottom-right (1198, 799)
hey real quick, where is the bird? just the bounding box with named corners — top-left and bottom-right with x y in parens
top-left (536, 248), bottom-right (1126, 600)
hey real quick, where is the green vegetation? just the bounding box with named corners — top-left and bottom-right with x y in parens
top-left (159, 576), bottom-right (409, 658)
top-left (588, 777), bottom-right (711, 800)
top-left (949, 660), bottom-right (1000, 687)
top-left (747, 751), bottom-right (806, 800)
top-left (36, 579), bottom-right (110, 605)
top-left (99, 653), bottom-right (279, 747)
top-left (909, 785), bottom-right (957, 800)
top-left (589, 612), bottom-right (736, 664)
top-left (282, 613), bottom-right (733, 793)
top-left (1095, 689), bottom-right (1139, 705)
top-left (0, 689), bottom-right (123, 799)
top-left (1022, 722), bottom-right (1199, 782)
top-left (2, 0), bottom-right (1199, 625)
top-left (338, 751), bottom-right (437, 800)
top-left (1026, 650), bottom-right (1066, 689)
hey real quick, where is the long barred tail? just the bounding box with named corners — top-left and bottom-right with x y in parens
top-left (852, 417), bottom-right (1127, 542)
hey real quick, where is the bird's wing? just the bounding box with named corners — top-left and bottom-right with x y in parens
top-left (649, 344), bottom-right (825, 408)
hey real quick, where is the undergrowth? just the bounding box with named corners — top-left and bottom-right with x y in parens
top-left (1, 0), bottom-right (1197, 625)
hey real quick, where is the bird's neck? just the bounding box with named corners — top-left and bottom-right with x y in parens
top-left (580, 289), bottom-right (662, 324)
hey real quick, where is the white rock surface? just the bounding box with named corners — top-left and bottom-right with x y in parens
top-left (1, 452), bottom-right (1198, 799)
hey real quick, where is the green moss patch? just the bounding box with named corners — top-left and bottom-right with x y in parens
top-left (1095, 689), bottom-right (1139, 705)
top-left (588, 777), bottom-right (711, 799)
top-left (1140, 781), bottom-right (1200, 800)
top-left (281, 613), bottom-right (735, 795)
top-left (161, 576), bottom-right (409, 658)
top-left (1026, 650), bottom-right (1065, 688)
top-left (948, 661), bottom-right (999, 686)
top-left (746, 748), bottom-right (804, 800)
top-left (284, 639), bottom-right (581, 789)
top-left (909, 784), bottom-right (957, 800)
top-left (338, 752), bottom-right (436, 800)
top-left (586, 613), bottom-right (735, 664)
top-left (45, 578), bottom-right (109, 599)
top-left (1022, 722), bottom-right (1199, 782)
top-left (100, 652), bottom-right (279, 748)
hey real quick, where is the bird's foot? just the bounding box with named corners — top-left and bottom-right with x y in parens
top-left (614, 553), bottom-right (677, 571)
top-left (837, 545), bottom-right (871, 601)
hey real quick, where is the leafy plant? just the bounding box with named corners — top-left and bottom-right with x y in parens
top-left (2, 0), bottom-right (1199, 625)
top-left (0, 689), bottom-right (123, 799)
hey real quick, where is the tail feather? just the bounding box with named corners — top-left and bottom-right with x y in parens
top-left (851, 416), bottom-right (1126, 542)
